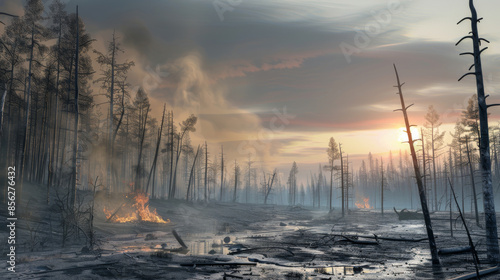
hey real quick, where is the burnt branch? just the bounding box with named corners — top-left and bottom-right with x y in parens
top-left (456, 36), bottom-right (474, 46)
top-left (458, 72), bottom-right (476, 81)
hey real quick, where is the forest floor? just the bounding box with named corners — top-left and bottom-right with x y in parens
top-left (1, 182), bottom-right (500, 279)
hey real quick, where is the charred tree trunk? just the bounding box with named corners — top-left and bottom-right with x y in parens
top-left (381, 158), bottom-right (384, 215)
top-left (339, 143), bottom-right (344, 217)
top-left (18, 25), bottom-right (35, 202)
top-left (70, 7), bottom-right (79, 209)
top-left (168, 111), bottom-right (174, 197)
top-left (465, 136), bottom-right (480, 227)
top-left (264, 170), bottom-right (276, 205)
top-left (233, 160), bottom-right (237, 203)
top-left (47, 16), bottom-right (63, 203)
top-left (146, 105), bottom-right (166, 196)
top-left (204, 141), bottom-right (208, 201)
top-left (107, 32), bottom-right (116, 193)
top-left (457, 0), bottom-right (499, 263)
top-left (393, 64), bottom-right (439, 264)
top-left (134, 105), bottom-right (149, 192)
top-left (0, 85), bottom-right (7, 147)
top-left (329, 165), bottom-right (333, 210)
top-left (186, 145), bottom-right (200, 201)
top-left (220, 145), bottom-right (224, 201)
top-left (431, 126), bottom-right (438, 212)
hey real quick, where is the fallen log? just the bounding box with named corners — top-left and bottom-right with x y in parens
top-left (449, 266), bottom-right (500, 280)
top-left (223, 273), bottom-right (244, 279)
top-left (438, 246), bottom-right (471, 255)
top-left (340, 235), bottom-right (379, 245)
top-left (228, 247), bottom-right (295, 256)
top-left (32, 262), bottom-right (120, 275)
top-left (393, 207), bottom-right (423, 220)
top-left (247, 257), bottom-right (302, 267)
top-left (353, 234), bottom-right (428, 242)
top-left (180, 262), bottom-right (257, 267)
top-left (172, 230), bottom-right (188, 249)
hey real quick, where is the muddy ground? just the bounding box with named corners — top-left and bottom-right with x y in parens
top-left (1, 183), bottom-right (499, 279)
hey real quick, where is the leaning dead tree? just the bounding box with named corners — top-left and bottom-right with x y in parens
top-left (393, 64), bottom-right (439, 264)
top-left (456, 0), bottom-right (499, 263)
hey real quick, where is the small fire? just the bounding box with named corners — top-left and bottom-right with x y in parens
top-left (104, 192), bottom-right (170, 224)
top-left (355, 197), bottom-right (372, 209)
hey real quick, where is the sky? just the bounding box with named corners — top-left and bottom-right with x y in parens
top-left (3, 0), bottom-right (500, 177)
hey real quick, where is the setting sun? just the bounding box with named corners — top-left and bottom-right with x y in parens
top-left (397, 127), bottom-right (421, 143)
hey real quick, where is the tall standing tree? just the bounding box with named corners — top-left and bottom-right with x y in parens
top-left (170, 114), bottom-right (197, 199)
top-left (461, 94), bottom-right (480, 146)
top-left (18, 0), bottom-right (48, 201)
top-left (381, 158), bottom-right (385, 215)
top-left (70, 6), bottom-right (79, 208)
top-left (325, 137), bottom-right (339, 210)
top-left (456, 0), bottom-right (499, 263)
top-left (339, 143), bottom-right (345, 217)
top-left (424, 105), bottom-right (445, 211)
top-left (220, 145), bottom-right (224, 201)
top-left (131, 88), bottom-right (151, 192)
top-left (45, 0), bottom-right (67, 200)
top-left (288, 161), bottom-right (298, 205)
top-left (232, 160), bottom-right (240, 202)
top-left (94, 32), bottom-right (134, 192)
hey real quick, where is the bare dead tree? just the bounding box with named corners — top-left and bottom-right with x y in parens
top-left (233, 160), bottom-right (239, 203)
top-left (170, 114), bottom-right (197, 199)
top-left (204, 141), bottom-right (208, 201)
top-left (18, 25), bottom-right (35, 202)
top-left (264, 169), bottom-right (277, 204)
top-left (220, 145), bottom-right (224, 201)
top-left (186, 145), bottom-right (201, 201)
top-left (448, 177), bottom-right (480, 277)
top-left (456, 0), bottom-right (499, 263)
top-left (145, 104), bottom-right (166, 196)
top-left (464, 135), bottom-right (480, 226)
top-left (339, 143), bottom-right (345, 217)
top-left (393, 64), bottom-right (439, 265)
top-left (134, 105), bottom-right (149, 192)
top-left (381, 158), bottom-right (384, 215)
top-left (70, 6), bottom-right (79, 208)
top-left (0, 84), bottom-right (6, 145)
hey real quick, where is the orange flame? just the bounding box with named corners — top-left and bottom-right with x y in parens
top-left (104, 192), bottom-right (170, 223)
top-left (355, 197), bottom-right (372, 209)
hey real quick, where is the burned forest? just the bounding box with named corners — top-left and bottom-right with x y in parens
top-left (3, 0), bottom-right (500, 279)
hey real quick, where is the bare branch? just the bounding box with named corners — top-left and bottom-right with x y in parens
top-left (457, 17), bottom-right (472, 25)
top-left (479, 47), bottom-right (488, 57)
top-left (458, 72), bottom-right (476, 81)
top-left (456, 36), bottom-right (474, 46)
top-left (479, 38), bottom-right (490, 44)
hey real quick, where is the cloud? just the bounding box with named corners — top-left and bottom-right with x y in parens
top-left (144, 53), bottom-right (281, 164)
top-left (26, 0), bottom-right (500, 174)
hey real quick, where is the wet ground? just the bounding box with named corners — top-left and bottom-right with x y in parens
top-left (1, 186), bottom-right (499, 279)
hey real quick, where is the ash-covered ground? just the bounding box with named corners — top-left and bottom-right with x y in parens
top-left (1, 182), bottom-right (499, 279)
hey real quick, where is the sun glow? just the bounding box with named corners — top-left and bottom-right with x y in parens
top-left (397, 127), bottom-right (420, 143)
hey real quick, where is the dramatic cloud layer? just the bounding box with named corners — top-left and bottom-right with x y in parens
top-left (3, 0), bottom-right (500, 173)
